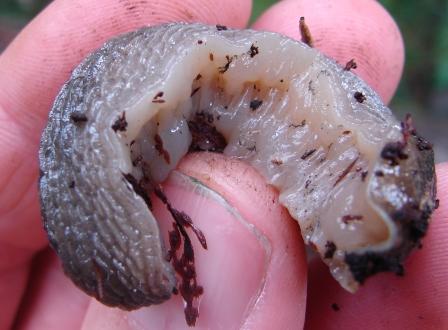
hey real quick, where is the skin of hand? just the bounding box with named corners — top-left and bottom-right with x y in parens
top-left (0, 0), bottom-right (446, 329)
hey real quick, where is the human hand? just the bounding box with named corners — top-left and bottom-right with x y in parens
top-left (1, 0), bottom-right (446, 329)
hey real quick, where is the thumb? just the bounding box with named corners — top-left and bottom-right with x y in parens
top-left (81, 153), bottom-right (307, 329)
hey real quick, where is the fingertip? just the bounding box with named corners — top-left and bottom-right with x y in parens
top-left (177, 153), bottom-right (308, 328)
top-left (148, 171), bottom-right (272, 328)
top-left (252, 0), bottom-right (404, 104)
top-left (88, 155), bottom-right (306, 329)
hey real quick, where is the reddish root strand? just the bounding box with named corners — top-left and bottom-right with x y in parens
top-left (154, 185), bottom-right (207, 326)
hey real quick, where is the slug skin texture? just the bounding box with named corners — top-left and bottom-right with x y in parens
top-left (39, 23), bottom-right (437, 321)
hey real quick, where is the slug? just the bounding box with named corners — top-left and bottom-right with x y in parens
top-left (39, 23), bottom-right (437, 325)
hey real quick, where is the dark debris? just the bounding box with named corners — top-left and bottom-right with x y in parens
top-left (354, 92), bottom-right (366, 103)
top-left (216, 24), bottom-right (228, 31)
top-left (299, 17), bottom-right (313, 47)
top-left (248, 44), bottom-right (259, 58)
top-left (70, 112), bottom-right (88, 124)
top-left (301, 148), bottom-right (317, 160)
top-left (249, 99), bottom-right (263, 111)
top-left (154, 134), bottom-right (171, 164)
top-left (344, 59), bottom-right (357, 71)
top-left (324, 241), bottom-right (337, 259)
top-left (188, 112), bottom-right (227, 153)
top-left (218, 55), bottom-right (233, 74)
top-left (111, 112), bottom-right (127, 132)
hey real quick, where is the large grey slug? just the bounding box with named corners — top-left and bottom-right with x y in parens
top-left (39, 22), bottom-right (437, 325)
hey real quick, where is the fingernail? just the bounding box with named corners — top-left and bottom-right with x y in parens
top-left (128, 171), bottom-right (270, 329)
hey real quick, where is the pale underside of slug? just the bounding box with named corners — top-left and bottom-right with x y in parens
top-left (39, 23), bottom-right (437, 320)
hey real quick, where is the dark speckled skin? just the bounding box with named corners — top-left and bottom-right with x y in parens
top-left (347, 131), bottom-right (437, 283)
top-left (39, 26), bottom-right (181, 309)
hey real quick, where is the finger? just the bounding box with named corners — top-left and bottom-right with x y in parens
top-left (0, 0), bottom-right (252, 253)
top-left (252, 0), bottom-right (404, 104)
top-left (13, 249), bottom-right (90, 330)
top-left (0, 245), bottom-right (31, 329)
top-left (80, 153), bottom-right (307, 329)
top-left (305, 162), bottom-right (448, 329)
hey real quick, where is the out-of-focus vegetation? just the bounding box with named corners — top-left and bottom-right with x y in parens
top-left (0, 0), bottom-right (49, 18)
top-left (380, 0), bottom-right (448, 114)
top-left (1, 0), bottom-right (447, 114)
top-left (250, 0), bottom-right (277, 22)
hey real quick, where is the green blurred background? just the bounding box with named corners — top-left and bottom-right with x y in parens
top-left (0, 0), bottom-right (446, 161)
